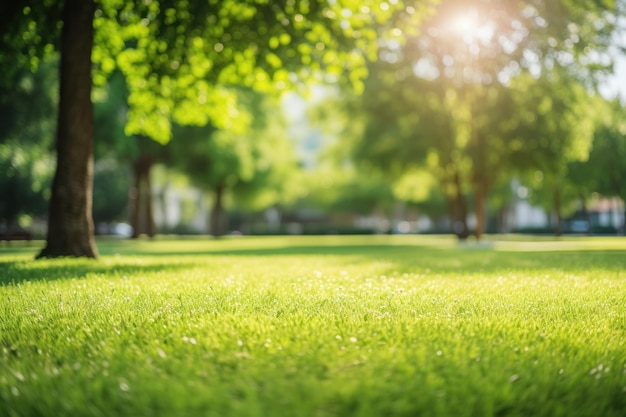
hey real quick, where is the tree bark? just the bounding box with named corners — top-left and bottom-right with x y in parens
top-left (130, 155), bottom-right (155, 238)
top-left (37, 0), bottom-right (98, 259)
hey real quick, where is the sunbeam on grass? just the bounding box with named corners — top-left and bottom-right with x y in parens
top-left (1, 235), bottom-right (626, 417)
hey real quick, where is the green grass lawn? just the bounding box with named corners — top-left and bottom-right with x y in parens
top-left (1, 235), bottom-right (626, 417)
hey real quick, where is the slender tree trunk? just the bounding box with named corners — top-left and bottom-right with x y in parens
top-left (37, 0), bottom-right (98, 259)
top-left (553, 187), bottom-right (562, 236)
top-left (210, 182), bottom-right (225, 237)
top-left (130, 155), bottom-right (154, 238)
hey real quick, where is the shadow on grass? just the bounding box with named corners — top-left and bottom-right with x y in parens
top-left (102, 241), bottom-right (626, 275)
top-left (126, 244), bottom-right (438, 257)
top-left (0, 259), bottom-right (196, 286)
top-left (108, 241), bottom-right (626, 272)
top-left (2, 237), bottom-right (625, 286)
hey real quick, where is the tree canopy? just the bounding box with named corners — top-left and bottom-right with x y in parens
top-left (325, 0), bottom-right (623, 238)
top-left (0, 0), bottom-right (435, 258)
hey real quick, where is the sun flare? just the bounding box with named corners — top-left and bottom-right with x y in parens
top-left (448, 11), bottom-right (495, 44)
top-left (452, 15), bottom-right (478, 34)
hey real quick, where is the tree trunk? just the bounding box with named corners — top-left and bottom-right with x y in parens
top-left (130, 155), bottom-right (155, 238)
top-left (553, 187), bottom-right (562, 236)
top-left (210, 182), bottom-right (226, 237)
top-left (37, 0), bottom-right (98, 259)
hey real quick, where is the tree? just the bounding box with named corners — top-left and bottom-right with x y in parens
top-left (585, 98), bottom-right (626, 234)
top-left (1, 0), bottom-right (430, 258)
top-left (167, 88), bottom-right (299, 237)
top-left (39, 0), bottom-right (98, 257)
top-left (92, 71), bottom-right (167, 238)
top-left (92, 72), bottom-right (134, 233)
top-left (404, 0), bottom-right (619, 238)
top-left (508, 71), bottom-right (595, 235)
top-left (331, 0), bottom-right (621, 239)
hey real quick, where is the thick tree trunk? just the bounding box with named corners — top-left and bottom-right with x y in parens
top-left (210, 182), bottom-right (226, 237)
top-left (37, 0), bottom-right (98, 259)
top-left (130, 156), bottom-right (155, 238)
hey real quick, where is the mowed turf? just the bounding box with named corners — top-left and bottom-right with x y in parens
top-left (1, 235), bottom-right (626, 417)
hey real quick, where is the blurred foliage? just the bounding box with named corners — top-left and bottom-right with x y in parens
top-left (92, 158), bottom-right (132, 226)
top-left (313, 0), bottom-right (624, 236)
top-left (1, 0), bottom-right (625, 239)
top-left (93, 71), bottom-right (136, 160)
top-left (0, 58), bottom-right (57, 227)
top-left (301, 163), bottom-right (396, 216)
top-left (0, 2), bottom-right (62, 91)
top-left (1, 0), bottom-right (436, 254)
top-left (166, 88), bottom-right (301, 234)
top-left (586, 98), bottom-right (626, 203)
top-left (86, 0), bottom-right (435, 144)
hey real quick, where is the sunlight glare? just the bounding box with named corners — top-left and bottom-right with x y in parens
top-left (448, 11), bottom-right (495, 44)
top-left (452, 15), bottom-right (477, 34)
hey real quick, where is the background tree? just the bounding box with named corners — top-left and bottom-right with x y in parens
top-left (326, 0), bottom-right (621, 239)
top-left (509, 71), bottom-right (595, 235)
top-left (305, 163), bottom-right (396, 219)
top-left (2, 0), bottom-right (431, 258)
top-left (92, 71), bottom-right (134, 233)
top-left (398, 0), bottom-right (618, 238)
top-left (168, 88), bottom-right (299, 237)
top-left (92, 71), bottom-right (173, 238)
top-left (585, 97), bottom-right (626, 234)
